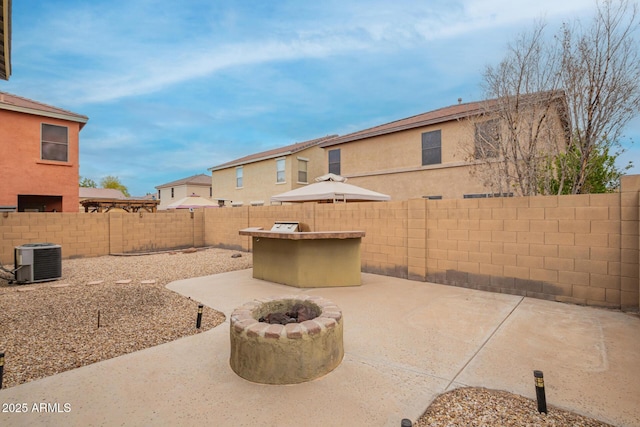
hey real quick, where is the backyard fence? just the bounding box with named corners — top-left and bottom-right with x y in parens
top-left (1, 176), bottom-right (638, 310)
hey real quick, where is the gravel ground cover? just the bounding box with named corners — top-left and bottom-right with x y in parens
top-left (0, 247), bottom-right (252, 389)
top-left (0, 250), bottom-right (615, 425)
top-left (415, 387), bottom-right (613, 426)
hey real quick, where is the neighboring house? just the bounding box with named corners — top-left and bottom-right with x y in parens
top-left (0, 0), bottom-right (11, 81)
top-left (0, 91), bottom-right (88, 212)
top-left (155, 173), bottom-right (212, 210)
top-left (318, 94), bottom-right (567, 200)
top-left (209, 135), bottom-right (337, 206)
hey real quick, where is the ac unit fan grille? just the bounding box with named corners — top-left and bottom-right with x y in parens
top-left (33, 247), bottom-right (62, 281)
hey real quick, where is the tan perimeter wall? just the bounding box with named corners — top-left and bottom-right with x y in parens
top-left (2, 176), bottom-right (638, 310)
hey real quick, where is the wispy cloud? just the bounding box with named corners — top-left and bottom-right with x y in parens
top-left (15, 0), bottom-right (594, 106)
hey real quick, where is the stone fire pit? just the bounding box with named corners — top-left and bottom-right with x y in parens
top-left (229, 295), bottom-right (344, 384)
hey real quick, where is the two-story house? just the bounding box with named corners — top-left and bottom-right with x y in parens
top-left (209, 135), bottom-right (337, 206)
top-left (0, 92), bottom-right (88, 212)
top-left (318, 94), bottom-right (567, 200)
top-left (155, 173), bottom-right (213, 210)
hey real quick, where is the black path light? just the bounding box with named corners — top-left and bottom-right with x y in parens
top-left (0, 351), bottom-right (4, 389)
top-left (196, 304), bottom-right (204, 329)
top-left (534, 370), bottom-right (548, 414)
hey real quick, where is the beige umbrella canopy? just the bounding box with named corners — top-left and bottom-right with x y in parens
top-left (166, 194), bottom-right (220, 209)
top-left (271, 173), bottom-right (390, 203)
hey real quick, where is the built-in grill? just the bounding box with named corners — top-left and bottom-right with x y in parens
top-left (270, 221), bottom-right (300, 232)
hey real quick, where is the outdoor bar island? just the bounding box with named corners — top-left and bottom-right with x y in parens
top-left (239, 224), bottom-right (365, 288)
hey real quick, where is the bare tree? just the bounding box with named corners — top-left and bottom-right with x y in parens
top-left (470, 0), bottom-right (640, 195)
top-left (464, 22), bottom-right (565, 196)
top-left (560, 0), bottom-right (640, 194)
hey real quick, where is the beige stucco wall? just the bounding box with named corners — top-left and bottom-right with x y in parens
top-left (211, 145), bottom-right (324, 206)
top-left (325, 112), bottom-right (566, 200)
top-left (157, 184), bottom-right (212, 210)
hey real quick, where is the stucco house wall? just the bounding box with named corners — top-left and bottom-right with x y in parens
top-left (210, 136), bottom-right (333, 206)
top-left (0, 93), bottom-right (87, 212)
top-left (156, 174), bottom-right (212, 210)
top-left (320, 94), bottom-right (567, 200)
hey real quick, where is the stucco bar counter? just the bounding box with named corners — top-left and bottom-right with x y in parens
top-left (239, 228), bottom-right (365, 287)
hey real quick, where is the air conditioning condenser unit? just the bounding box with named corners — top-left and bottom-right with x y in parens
top-left (14, 243), bottom-right (62, 284)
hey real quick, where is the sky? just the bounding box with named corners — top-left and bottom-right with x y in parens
top-left (2, 0), bottom-right (639, 196)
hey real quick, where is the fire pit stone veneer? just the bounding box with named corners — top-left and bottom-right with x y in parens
top-left (229, 295), bottom-right (344, 384)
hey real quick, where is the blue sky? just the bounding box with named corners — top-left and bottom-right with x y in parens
top-left (3, 0), bottom-right (639, 196)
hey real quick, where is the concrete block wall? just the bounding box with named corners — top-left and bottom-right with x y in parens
top-left (423, 193), bottom-right (630, 308)
top-left (315, 201), bottom-right (409, 278)
top-left (117, 210), bottom-right (202, 254)
top-left (1, 174), bottom-right (638, 310)
top-left (204, 206), bottom-right (249, 251)
top-left (0, 212), bottom-right (110, 261)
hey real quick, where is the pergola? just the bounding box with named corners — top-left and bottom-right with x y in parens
top-left (80, 198), bottom-right (160, 213)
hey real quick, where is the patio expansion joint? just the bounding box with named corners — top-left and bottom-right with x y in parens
top-left (445, 295), bottom-right (525, 390)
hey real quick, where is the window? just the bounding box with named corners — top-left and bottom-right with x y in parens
top-left (209, 187), bottom-right (212, 197)
top-left (423, 195), bottom-right (442, 200)
top-left (158, 190), bottom-right (161, 200)
top-left (41, 124), bottom-right (68, 162)
top-left (297, 158), bottom-right (308, 183)
top-left (171, 188), bottom-right (174, 198)
top-left (474, 119), bottom-right (500, 159)
top-left (421, 130), bottom-right (441, 166)
top-left (236, 167), bottom-right (243, 188)
top-left (276, 158), bottom-right (286, 183)
top-left (328, 149), bottom-right (341, 175)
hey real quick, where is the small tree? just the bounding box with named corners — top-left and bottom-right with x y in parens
top-left (544, 136), bottom-right (632, 194)
top-left (472, 0), bottom-right (640, 195)
top-left (100, 176), bottom-right (130, 197)
top-left (79, 177), bottom-right (97, 188)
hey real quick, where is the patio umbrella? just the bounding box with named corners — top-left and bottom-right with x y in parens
top-left (270, 173), bottom-right (390, 203)
top-left (166, 194), bottom-right (220, 209)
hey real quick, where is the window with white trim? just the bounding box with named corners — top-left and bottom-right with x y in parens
top-left (236, 167), bottom-right (243, 188)
top-left (421, 130), bottom-right (441, 166)
top-left (328, 149), bottom-right (340, 175)
top-left (276, 158), bottom-right (286, 183)
top-left (41, 123), bottom-right (69, 162)
top-left (297, 158), bottom-right (308, 183)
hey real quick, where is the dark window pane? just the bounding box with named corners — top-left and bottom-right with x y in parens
top-left (328, 149), bottom-right (340, 163)
top-left (42, 124), bottom-right (68, 143)
top-left (422, 148), bottom-right (441, 165)
top-left (41, 124), bottom-right (68, 161)
top-left (421, 131), bottom-right (441, 165)
top-left (328, 149), bottom-right (341, 175)
top-left (42, 142), bottom-right (68, 162)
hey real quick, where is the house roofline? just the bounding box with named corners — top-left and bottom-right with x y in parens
top-left (319, 108), bottom-right (484, 148)
top-left (0, 91), bottom-right (89, 129)
top-left (208, 150), bottom-right (295, 172)
top-left (0, 102), bottom-right (89, 128)
top-left (209, 134), bottom-right (338, 172)
top-left (319, 90), bottom-right (566, 148)
top-left (155, 173), bottom-right (211, 189)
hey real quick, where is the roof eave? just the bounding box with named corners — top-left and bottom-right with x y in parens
top-left (319, 109), bottom-right (484, 148)
top-left (0, 102), bottom-right (89, 128)
top-left (209, 150), bottom-right (294, 172)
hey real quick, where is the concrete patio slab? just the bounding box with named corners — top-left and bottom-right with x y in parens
top-left (0, 269), bottom-right (638, 427)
